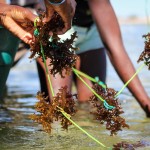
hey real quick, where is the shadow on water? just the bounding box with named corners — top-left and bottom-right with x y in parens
top-left (0, 25), bottom-right (150, 149)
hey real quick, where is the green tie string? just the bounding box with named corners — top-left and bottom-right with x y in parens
top-left (115, 63), bottom-right (146, 97)
top-left (72, 67), bottom-right (106, 89)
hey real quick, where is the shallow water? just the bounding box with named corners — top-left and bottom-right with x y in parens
top-left (0, 25), bottom-right (150, 150)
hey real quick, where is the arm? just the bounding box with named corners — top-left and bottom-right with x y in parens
top-left (44, 0), bottom-right (76, 34)
top-left (88, 0), bottom-right (150, 117)
top-left (0, 3), bottom-right (37, 44)
top-left (0, 0), bottom-right (6, 3)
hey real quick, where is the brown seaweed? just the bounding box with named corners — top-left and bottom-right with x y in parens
top-left (113, 140), bottom-right (150, 150)
top-left (30, 86), bottom-right (77, 133)
top-left (138, 33), bottom-right (150, 69)
top-left (30, 12), bottom-right (78, 77)
top-left (90, 83), bottom-right (129, 136)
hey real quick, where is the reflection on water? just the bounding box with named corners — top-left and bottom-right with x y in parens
top-left (0, 25), bottom-right (150, 150)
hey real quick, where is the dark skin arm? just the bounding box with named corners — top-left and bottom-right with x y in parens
top-left (88, 0), bottom-right (150, 117)
top-left (0, 0), bottom-right (76, 44)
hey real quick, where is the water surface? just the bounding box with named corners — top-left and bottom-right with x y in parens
top-left (0, 24), bottom-right (150, 150)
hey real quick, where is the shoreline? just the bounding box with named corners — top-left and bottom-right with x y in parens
top-left (118, 17), bottom-right (149, 25)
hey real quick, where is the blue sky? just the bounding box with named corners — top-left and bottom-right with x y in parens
top-left (110, 0), bottom-right (149, 18)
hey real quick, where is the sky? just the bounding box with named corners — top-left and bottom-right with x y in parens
top-left (110, 0), bottom-right (150, 18)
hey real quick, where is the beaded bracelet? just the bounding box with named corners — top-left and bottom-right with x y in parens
top-left (48, 0), bottom-right (66, 6)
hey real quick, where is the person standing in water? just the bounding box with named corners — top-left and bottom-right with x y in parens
top-left (36, 0), bottom-right (150, 117)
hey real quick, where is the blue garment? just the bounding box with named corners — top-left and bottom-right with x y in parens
top-left (0, 26), bottom-right (20, 99)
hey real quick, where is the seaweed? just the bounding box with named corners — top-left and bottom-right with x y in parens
top-left (113, 140), bottom-right (150, 150)
top-left (30, 86), bottom-right (77, 133)
top-left (90, 83), bottom-right (129, 136)
top-left (30, 12), bottom-right (78, 77)
top-left (138, 33), bottom-right (150, 69)
top-left (29, 10), bottom-right (129, 144)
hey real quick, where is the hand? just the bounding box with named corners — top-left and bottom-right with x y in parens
top-left (44, 0), bottom-right (76, 34)
top-left (0, 3), bottom-right (37, 45)
top-left (89, 0), bottom-right (150, 118)
top-left (140, 98), bottom-right (150, 117)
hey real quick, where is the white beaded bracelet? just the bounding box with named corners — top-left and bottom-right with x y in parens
top-left (48, 0), bottom-right (66, 6)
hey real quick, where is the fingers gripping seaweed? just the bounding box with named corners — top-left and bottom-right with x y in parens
top-left (30, 12), bottom-right (78, 77)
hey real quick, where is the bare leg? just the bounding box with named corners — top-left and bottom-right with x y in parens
top-left (36, 48), bottom-right (106, 101)
top-left (75, 56), bottom-right (93, 101)
top-left (75, 48), bottom-right (106, 101)
top-left (36, 57), bottom-right (72, 99)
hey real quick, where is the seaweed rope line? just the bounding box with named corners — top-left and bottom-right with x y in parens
top-left (72, 67), bottom-right (106, 89)
top-left (57, 106), bottom-right (109, 149)
top-left (72, 68), bottom-right (115, 110)
top-left (72, 62), bottom-right (146, 98)
top-left (33, 17), bottom-right (109, 149)
top-left (115, 63), bottom-right (146, 97)
top-left (34, 18), bottom-right (112, 110)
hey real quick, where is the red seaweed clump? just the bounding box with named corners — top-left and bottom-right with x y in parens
top-left (30, 86), bottom-right (77, 133)
top-left (138, 33), bottom-right (150, 69)
top-left (30, 12), bottom-right (78, 77)
top-left (90, 83), bottom-right (129, 136)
